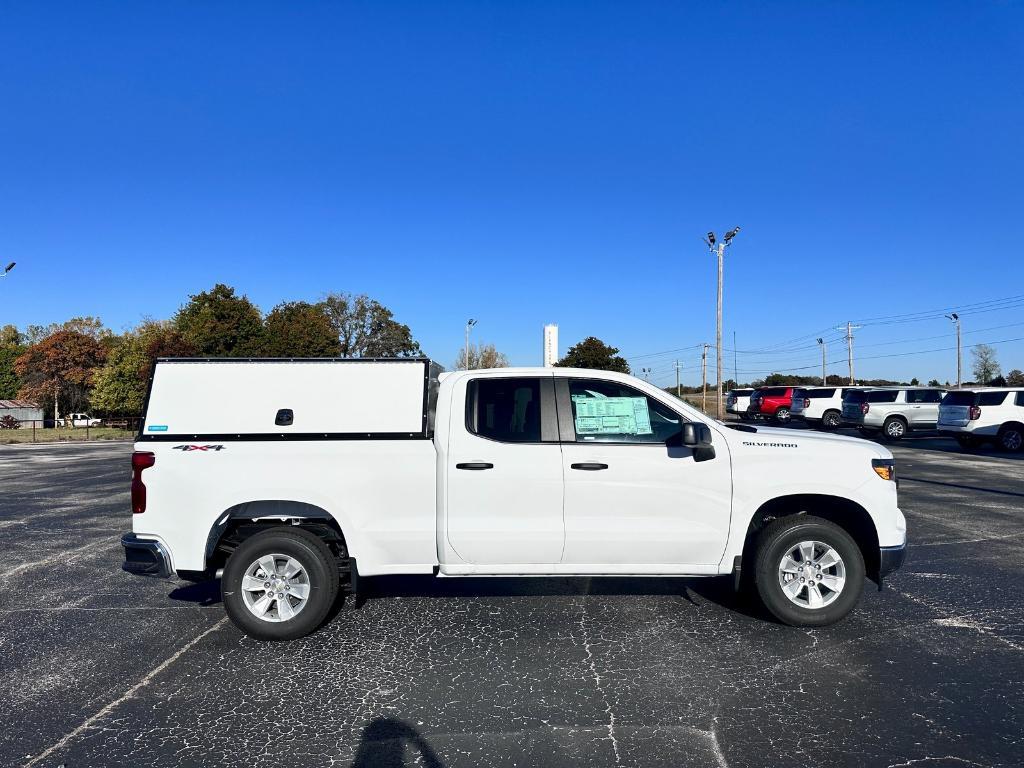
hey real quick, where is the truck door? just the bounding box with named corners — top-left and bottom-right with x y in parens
top-left (557, 377), bottom-right (732, 567)
top-left (445, 375), bottom-right (564, 564)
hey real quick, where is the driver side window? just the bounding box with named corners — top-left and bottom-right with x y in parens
top-left (568, 379), bottom-right (686, 444)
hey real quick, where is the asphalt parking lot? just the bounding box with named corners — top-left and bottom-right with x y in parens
top-left (2, 436), bottom-right (1022, 768)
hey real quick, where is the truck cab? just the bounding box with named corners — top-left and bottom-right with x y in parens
top-left (122, 358), bottom-right (907, 640)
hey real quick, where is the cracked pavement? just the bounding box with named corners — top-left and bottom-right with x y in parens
top-left (1, 438), bottom-right (1021, 767)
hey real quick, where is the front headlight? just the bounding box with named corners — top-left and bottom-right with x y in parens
top-left (871, 458), bottom-right (896, 481)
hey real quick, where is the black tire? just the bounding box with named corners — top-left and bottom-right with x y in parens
top-left (773, 407), bottom-right (791, 425)
top-left (222, 527), bottom-right (340, 641)
top-left (821, 410), bottom-right (842, 431)
top-left (754, 515), bottom-right (865, 627)
top-left (881, 416), bottom-right (908, 442)
top-left (998, 423), bottom-right (1024, 453)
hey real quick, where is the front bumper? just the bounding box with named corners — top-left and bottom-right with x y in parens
top-left (878, 543), bottom-right (907, 580)
top-left (121, 533), bottom-right (172, 578)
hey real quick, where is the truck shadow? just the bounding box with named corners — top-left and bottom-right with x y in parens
top-left (354, 574), bottom-right (768, 620)
top-left (167, 579), bottom-right (221, 606)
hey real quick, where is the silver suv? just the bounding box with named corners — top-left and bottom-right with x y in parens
top-left (840, 386), bottom-right (946, 441)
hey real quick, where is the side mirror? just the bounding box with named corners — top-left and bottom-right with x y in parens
top-left (681, 422), bottom-right (716, 462)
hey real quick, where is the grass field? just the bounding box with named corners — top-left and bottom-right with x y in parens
top-left (0, 427), bottom-right (136, 444)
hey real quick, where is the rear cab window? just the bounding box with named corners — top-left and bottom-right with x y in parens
top-left (467, 377), bottom-right (548, 443)
top-left (978, 391), bottom-right (1009, 406)
top-left (942, 391), bottom-right (977, 406)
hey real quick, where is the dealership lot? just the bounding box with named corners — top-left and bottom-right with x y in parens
top-left (1, 439), bottom-right (1021, 768)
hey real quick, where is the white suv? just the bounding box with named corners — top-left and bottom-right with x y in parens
top-left (791, 386), bottom-right (868, 430)
top-left (938, 388), bottom-right (1024, 452)
top-left (725, 388), bottom-right (754, 420)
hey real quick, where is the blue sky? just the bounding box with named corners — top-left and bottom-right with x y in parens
top-left (1, 1), bottom-right (1022, 386)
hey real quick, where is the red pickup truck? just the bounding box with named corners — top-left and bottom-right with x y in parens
top-left (748, 386), bottom-right (795, 424)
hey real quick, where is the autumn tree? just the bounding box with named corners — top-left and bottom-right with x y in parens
top-left (320, 293), bottom-right (422, 357)
top-left (453, 343), bottom-right (510, 370)
top-left (256, 302), bottom-right (342, 357)
top-left (174, 284), bottom-right (263, 357)
top-left (24, 316), bottom-right (112, 345)
top-left (556, 337), bottom-right (630, 373)
top-left (15, 331), bottom-right (107, 419)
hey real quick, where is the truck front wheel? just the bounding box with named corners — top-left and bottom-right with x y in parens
top-left (222, 527), bottom-right (340, 641)
top-left (754, 515), bottom-right (864, 627)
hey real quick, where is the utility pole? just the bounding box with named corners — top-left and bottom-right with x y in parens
top-left (464, 318), bottom-right (477, 370)
top-left (837, 321), bottom-right (861, 384)
top-left (945, 312), bottom-right (961, 388)
top-left (704, 228), bottom-right (740, 419)
top-left (817, 338), bottom-right (827, 386)
top-left (675, 360), bottom-right (682, 397)
top-left (701, 343), bottom-right (709, 414)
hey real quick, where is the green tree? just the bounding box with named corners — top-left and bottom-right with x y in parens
top-left (1006, 369), bottom-right (1024, 387)
top-left (927, 379), bottom-right (941, 387)
top-left (91, 322), bottom-right (196, 414)
top-left (453, 342), bottom-right (510, 370)
top-left (970, 344), bottom-right (1001, 385)
top-left (0, 325), bottom-right (22, 347)
top-left (320, 293), bottom-right (422, 357)
top-left (257, 302), bottom-right (342, 357)
top-left (174, 284), bottom-right (263, 357)
top-left (0, 345), bottom-right (26, 399)
top-left (15, 331), bottom-right (107, 418)
top-left (556, 337), bottom-right (630, 373)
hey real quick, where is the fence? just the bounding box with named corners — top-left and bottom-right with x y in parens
top-left (0, 417), bottom-right (143, 444)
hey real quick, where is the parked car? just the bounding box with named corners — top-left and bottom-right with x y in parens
top-left (65, 413), bottom-right (102, 427)
top-left (791, 386), bottom-right (869, 430)
top-left (725, 388), bottom-right (755, 420)
top-left (121, 358), bottom-right (906, 639)
top-left (748, 386), bottom-right (794, 424)
top-left (938, 388), bottom-right (1024, 452)
top-left (840, 387), bottom-right (946, 441)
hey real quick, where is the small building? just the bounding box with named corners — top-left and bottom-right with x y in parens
top-left (0, 400), bottom-right (43, 424)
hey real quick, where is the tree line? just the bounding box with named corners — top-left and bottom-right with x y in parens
top-left (0, 285), bottom-right (423, 418)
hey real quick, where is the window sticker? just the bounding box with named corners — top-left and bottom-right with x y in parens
top-left (573, 396), bottom-right (652, 436)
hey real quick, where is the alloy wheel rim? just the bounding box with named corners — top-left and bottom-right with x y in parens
top-left (887, 421), bottom-right (904, 437)
top-left (241, 553), bottom-right (311, 623)
top-left (778, 540), bottom-right (846, 609)
top-left (1004, 430), bottom-right (1022, 450)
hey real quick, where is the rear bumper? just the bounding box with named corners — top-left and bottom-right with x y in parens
top-left (121, 533), bottom-right (172, 578)
top-left (878, 543), bottom-right (907, 580)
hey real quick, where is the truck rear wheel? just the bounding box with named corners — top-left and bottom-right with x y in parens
top-left (821, 410), bottom-right (841, 430)
top-left (754, 515), bottom-right (864, 627)
top-left (222, 527), bottom-right (340, 641)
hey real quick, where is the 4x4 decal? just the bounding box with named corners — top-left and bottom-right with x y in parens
top-left (172, 445), bottom-right (226, 452)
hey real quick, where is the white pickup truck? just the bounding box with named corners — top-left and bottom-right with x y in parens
top-left (122, 358), bottom-right (907, 640)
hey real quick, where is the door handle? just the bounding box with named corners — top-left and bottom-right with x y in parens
top-left (570, 462), bottom-right (609, 471)
top-left (456, 462), bottom-right (494, 470)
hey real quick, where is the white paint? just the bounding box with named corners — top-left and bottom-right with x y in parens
top-left (21, 617), bottom-right (229, 768)
top-left (543, 324), bottom-right (558, 367)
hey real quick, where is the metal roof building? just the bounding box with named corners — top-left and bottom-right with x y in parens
top-left (0, 400), bottom-right (43, 423)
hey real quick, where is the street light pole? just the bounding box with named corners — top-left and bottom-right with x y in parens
top-left (464, 318), bottom-right (477, 370)
top-left (0, 262), bottom-right (15, 280)
top-left (945, 313), bottom-right (961, 388)
top-left (705, 229), bottom-right (739, 420)
top-left (675, 360), bottom-right (681, 397)
top-left (817, 338), bottom-right (826, 386)
top-left (642, 367), bottom-right (651, 382)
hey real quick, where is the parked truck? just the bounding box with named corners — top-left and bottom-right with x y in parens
top-left (122, 358), bottom-right (907, 640)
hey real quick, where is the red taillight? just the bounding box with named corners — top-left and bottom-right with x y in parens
top-left (803, 398), bottom-right (810, 408)
top-left (131, 451), bottom-right (156, 514)
top-left (861, 403), bottom-right (870, 415)
top-left (969, 405), bottom-right (981, 421)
